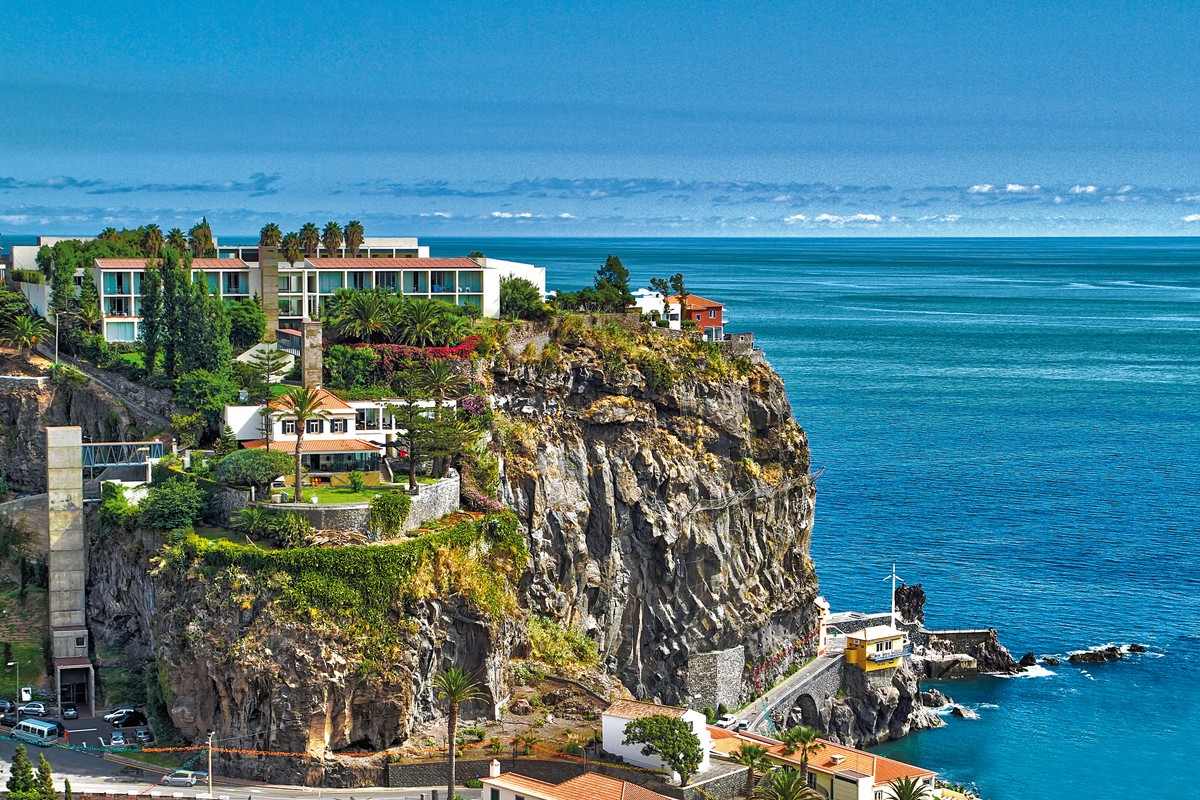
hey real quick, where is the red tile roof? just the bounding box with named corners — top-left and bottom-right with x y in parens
top-left (485, 772), bottom-right (674, 800)
top-left (668, 293), bottom-right (723, 310)
top-left (305, 257), bottom-right (480, 269)
top-left (95, 258), bottom-right (249, 269)
top-left (765, 739), bottom-right (934, 784)
top-left (604, 699), bottom-right (688, 720)
top-left (267, 387), bottom-right (353, 412)
top-left (244, 438), bottom-right (382, 454)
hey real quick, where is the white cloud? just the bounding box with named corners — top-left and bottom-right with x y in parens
top-left (814, 213), bottom-right (883, 224)
top-left (490, 211), bottom-right (534, 218)
top-left (1117, 184), bottom-right (1133, 194)
top-left (918, 214), bottom-right (961, 223)
top-left (783, 213), bottom-right (808, 223)
top-left (1183, 214), bottom-right (1200, 222)
top-left (1005, 183), bottom-right (1041, 193)
top-left (418, 211), bottom-right (452, 218)
top-left (558, 212), bottom-right (576, 219)
top-left (1070, 185), bottom-right (1098, 194)
top-left (968, 184), bottom-right (994, 193)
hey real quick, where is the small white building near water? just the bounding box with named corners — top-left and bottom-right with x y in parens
top-left (601, 699), bottom-right (712, 779)
top-left (631, 288), bottom-right (682, 328)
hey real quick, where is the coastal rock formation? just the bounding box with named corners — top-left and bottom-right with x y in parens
top-left (491, 325), bottom-right (818, 702)
top-left (894, 583), bottom-right (926, 626)
top-left (1068, 646), bottom-right (1125, 664)
top-left (815, 662), bottom-right (943, 747)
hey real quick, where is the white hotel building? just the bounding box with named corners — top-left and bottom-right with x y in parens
top-left (89, 237), bottom-right (545, 342)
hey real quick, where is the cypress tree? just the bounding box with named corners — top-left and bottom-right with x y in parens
top-left (63, 778), bottom-right (72, 800)
top-left (160, 248), bottom-right (186, 378)
top-left (35, 753), bottom-right (54, 800)
top-left (140, 260), bottom-right (163, 375)
top-left (7, 744), bottom-right (36, 795)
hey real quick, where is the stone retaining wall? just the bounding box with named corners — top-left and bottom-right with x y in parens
top-left (405, 471), bottom-right (461, 529)
top-left (783, 655), bottom-right (845, 730)
top-left (687, 645), bottom-right (745, 713)
top-left (0, 375), bottom-right (48, 391)
top-left (271, 501), bottom-right (371, 532)
top-left (0, 493), bottom-right (49, 549)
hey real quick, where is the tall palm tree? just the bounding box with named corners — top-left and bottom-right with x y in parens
top-left (99, 227), bottom-right (120, 242)
top-left (76, 300), bottom-right (103, 332)
top-left (143, 224), bottom-right (164, 257)
top-left (344, 220), bottom-right (364, 257)
top-left (299, 222), bottom-right (320, 257)
top-left (330, 290), bottom-right (392, 343)
top-left (432, 668), bottom-right (483, 800)
top-left (396, 299), bottom-right (446, 346)
top-left (259, 222), bottom-right (282, 249)
top-left (3, 315), bottom-right (51, 354)
top-left (754, 768), bottom-right (821, 800)
top-left (885, 777), bottom-right (931, 800)
top-left (780, 726), bottom-right (825, 783)
top-left (418, 360), bottom-right (469, 477)
top-left (166, 228), bottom-right (188, 251)
top-left (275, 386), bottom-right (330, 503)
top-left (321, 221), bottom-right (343, 257)
top-left (281, 232), bottom-right (303, 267)
top-left (730, 743), bottom-right (772, 798)
top-left (435, 314), bottom-right (471, 347)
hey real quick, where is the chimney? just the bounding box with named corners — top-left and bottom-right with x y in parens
top-left (260, 245), bottom-right (280, 333)
top-left (301, 320), bottom-right (323, 389)
top-left (489, 759), bottom-right (501, 778)
top-left (830, 754), bottom-right (845, 765)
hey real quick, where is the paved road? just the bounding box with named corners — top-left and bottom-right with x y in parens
top-left (734, 645), bottom-right (845, 736)
top-left (1, 714), bottom-right (484, 800)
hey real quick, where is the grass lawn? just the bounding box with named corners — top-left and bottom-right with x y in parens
top-left (194, 526), bottom-right (279, 551)
top-left (116, 351), bottom-right (146, 369)
top-left (116, 749), bottom-right (192, 770)
top-left (268, 382), bottom-right (295, 398)
top-left (306, 485), bottom-right (392, 504)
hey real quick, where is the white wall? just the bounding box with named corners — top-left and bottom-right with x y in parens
top-left (601, 710), bottom-right (711, 778)
top-left (483, 257), bottom-right (547, 296)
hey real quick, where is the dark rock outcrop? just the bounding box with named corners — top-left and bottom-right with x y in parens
top-left (894, 583), bottom-right (926, 626)
top-left (817, 662), bottom-right (943, 747)
top-left (1068, 646), bottom-right (1124, 664)
top-left (1019, 652), bottom-right (1038, 668)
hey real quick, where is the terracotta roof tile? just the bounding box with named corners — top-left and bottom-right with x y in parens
top-left (604, 699), bottom-right (688, 720)
top-left (485, 772), bottom-right (674, 800)
top-left (267, 387), bottom-right (354, 412)
top-left (244, 438), bottom-right (381, 454)
top-left (764, 739), bottom-right (934, 785)
top-left (95, 257), bottom-right (249, 269)
top-left (305, 257), bottom-right (480, 269)
top-left (668, 293), bottom-right (723, 310)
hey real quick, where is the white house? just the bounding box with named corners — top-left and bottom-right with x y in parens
top-left (601, 699), bottom-right (712, 779)
top-left (631, 288), bottom-right (682, 328)
top-left (481, 766), bottom-right (674, 800)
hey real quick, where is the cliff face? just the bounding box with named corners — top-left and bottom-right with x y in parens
top-left (491, 326), bottom-right (819, 703)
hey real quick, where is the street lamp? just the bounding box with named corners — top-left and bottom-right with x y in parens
top-left (6, 660), bottom-right (19, 699)
top-left (206, 731), bottom-right (215, 798)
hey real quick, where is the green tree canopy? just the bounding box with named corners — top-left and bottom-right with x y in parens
top-left (228, 297), bottom-right (267, 351)
top-left (621, 714), bottom-right (703, 786)
top-left (499, 276), bottom-right (548, 320)
top-left (140, 477), bottom-right (205, 531)
top-left (215, 448), bottom-right (293, 491)
top-left (6, 743), bottom-right (36, 796)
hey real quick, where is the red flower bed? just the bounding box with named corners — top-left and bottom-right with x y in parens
top-left (353, 336), bottom-right (480, 381)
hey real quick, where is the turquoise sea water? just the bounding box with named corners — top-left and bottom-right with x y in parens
top-left (425, 237), bottom-right (1200, 800)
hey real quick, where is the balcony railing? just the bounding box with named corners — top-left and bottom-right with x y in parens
top-left (867, 646), bottom-right (912, 663)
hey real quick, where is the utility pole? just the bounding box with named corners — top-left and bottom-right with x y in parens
top-left (54, 312), bottom-right (60, 365)
top-left (885, 563), bottom-right (905, 627)
top-left (207, 731), bottom-right (214, 798)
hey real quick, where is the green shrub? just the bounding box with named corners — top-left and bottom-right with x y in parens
top-left (325, 344), bottom-right (380, 390)
top-left (269, 512), bottom-right (313, 549)
top-left (638, 355), bottom-right (674, 393)
top-left (98, 482), bottom-right (141, 535)
top-left (9, 269), bottom-right (44, 284)
top-left (368, 490), bottom-right (412, 538)
top-left (527, 616), bottom-right (599, 666)
top-left (464, 779), bottom-right (483, 789)
top-left (231, 506), bottom-right (273, 540)
top-left (140, 478), bottom-right (205, 531)
top-left (561, 742), bottom-right (584, 756)
top-left (554, 314), bottom-right (585, 346)
top-left (347, 470), bottom-right (366, 494)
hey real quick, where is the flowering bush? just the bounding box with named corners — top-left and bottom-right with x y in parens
top-left (459, 394), bottom-right (489, 417)
top-left (350, 336), bottom-right (480, 384)
top-left (462, 488), bottom-right (506, 513)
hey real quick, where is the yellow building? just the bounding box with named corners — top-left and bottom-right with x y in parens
top-left (815, 596), bottom-right (831, 654)
top-left (843, 625), bottom-right (907, 672)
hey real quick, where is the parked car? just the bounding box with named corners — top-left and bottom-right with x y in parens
top-left (733, 721), bottom-right (750, 732)
top-left (17, 702), bottom-right (47, 717)
top-left (109, 730), bottom-right (126, 746)
top-left (61, 704), bottom-right (78, 720)
top-left (44, 720), bottom-right (66, 737)
top-left (0, 712), bottom-right (20, 727)
top-left (112, 711), bottom-right (148, 728)
top-left (134, 726), bottom-right (153, 744)
top-left (715, 713), bottom-right (737, 728)
top-left (163, 771), bottom-right (201, 787)
top-left (0, 700), bottom-right (16, 713)
top-left (103, 706), bottom-right (137, 723)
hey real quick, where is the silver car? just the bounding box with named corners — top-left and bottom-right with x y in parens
top-left (163, 771), bottom-right (200, 787)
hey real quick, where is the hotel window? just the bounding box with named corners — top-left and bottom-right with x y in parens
top-left (331, 419), bottom-right (347, 433)
top-left (107, 321), bottom-right (135, 341)
top-left (306, 419), bottom-right (324, 434)
top-left (283, 420), bottom-right (297, 434)
top-left (350, 271), bottom-right (371, 290)
top-left (319, 272), bottom-right (344, 293)
top-left (709, 309), bottom-right (717, 318)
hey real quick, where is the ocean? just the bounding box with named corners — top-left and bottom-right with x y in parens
top-left (425, 237), bottom-right (1200, 800)
top-left (6, 234), bottom-right (1196, 798)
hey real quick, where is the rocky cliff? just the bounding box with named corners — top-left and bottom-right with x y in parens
top-left (491, 320), bottom-right (819, 703)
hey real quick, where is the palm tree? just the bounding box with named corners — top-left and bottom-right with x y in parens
top-left (275, 386), bottom-right (330, 503)
top-left (321, 221), bottom-right (343, 257)
top-left (730, 743), bottom-right (772, 798)
top-left (754, 768), bottom-right (821, 800)
top-left (418, 360), bottom-right (469, 477)
top-left (299, 222), bottom-right (320, 257)
top-left (780, 726), bottom-right (825, 783)
top-left (885, 777), bottom-right (932, 800)
top-left (3, 315), bottom-right (51, 353)
top-left (344, 220), bottom-right (364, 257)
top-left (259, 222), bottom-right (282, 249)
top-left (396, 298), bottom-right (446, 346)
top-left (281, 232), bottom-right (303, 267)
top-left (143, 224), bottom-right (164, 257)
top-left (330, 290), bottom-right (392, 343)
top-left (435, 313), bottom-right (471, 347)
top-left (99, 227), bottom-right (120, 242)
top-left (76, 300), bottom-right (103, 333)
top-left (166, 228), bottom-right (188, 251)
top-left (433, 668), bottom-right (484, 800)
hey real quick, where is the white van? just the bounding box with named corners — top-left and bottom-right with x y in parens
top-left (12, 718), bottom-right (58, 746)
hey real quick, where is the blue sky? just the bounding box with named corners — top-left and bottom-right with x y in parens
top-left (2, 0), bottom-right (1199, 236)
